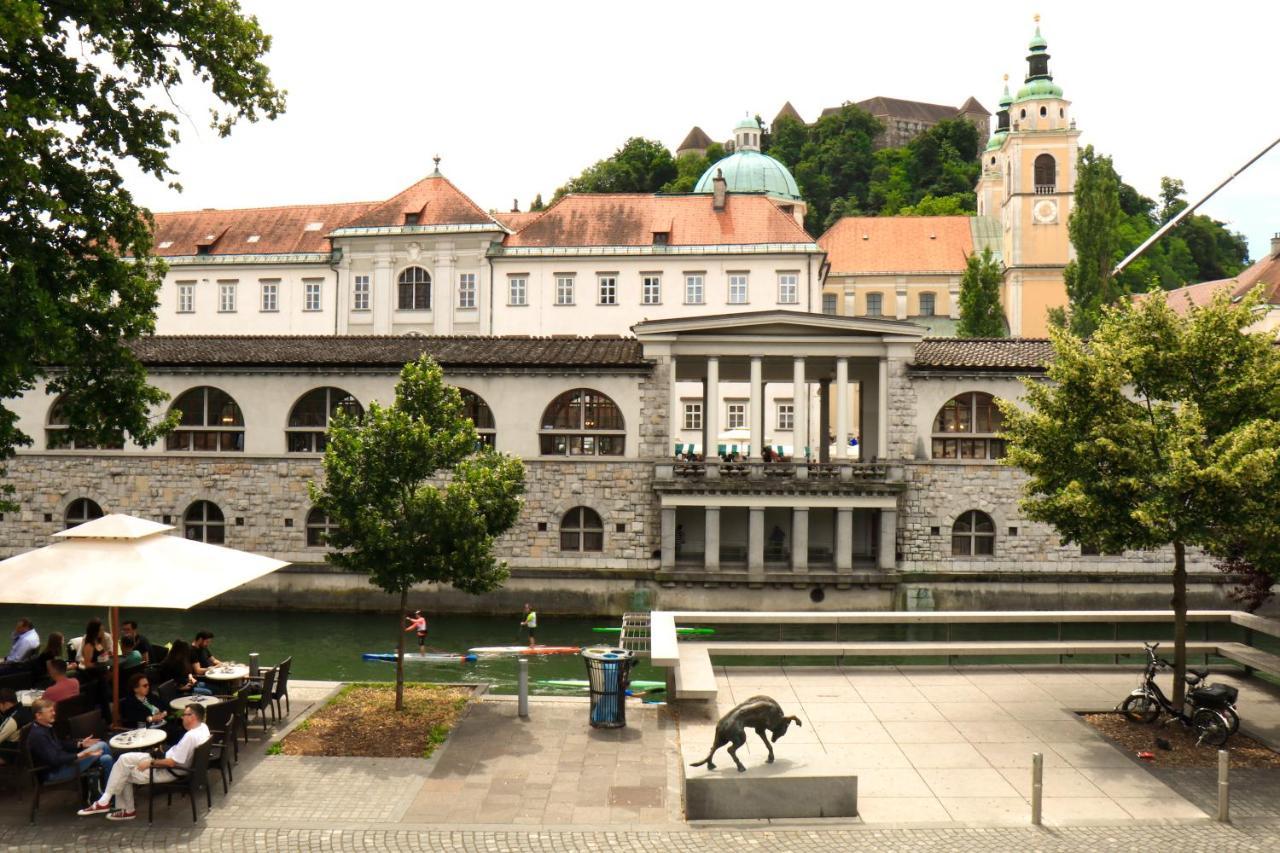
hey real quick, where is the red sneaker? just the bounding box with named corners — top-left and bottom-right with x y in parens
top-left (77, 802), bottom-right (111, 816)
top-left (106, 809), bottom-right (136, 821)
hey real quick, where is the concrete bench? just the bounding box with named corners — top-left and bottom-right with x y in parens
top-left (674, 642), bottom-right (718, 700)
top-left (1218, 642), bottom-right (1280, 677)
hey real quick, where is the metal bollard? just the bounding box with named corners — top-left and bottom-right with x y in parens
top-left (1030, 752), bottom-right (1043, 826)
top-left (1217, 749), bottom-right (1230, 822)
top-left (248, 652), bottom-right (260, 679)
top-left (517, 658), bottom-right (529, 718)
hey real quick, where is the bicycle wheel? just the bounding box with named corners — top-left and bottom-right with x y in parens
top-left (1121, 694), bottom-right (1160, 724)
top-left (1219, 706), bottom-right (1240, 735)
top-left (1192, 708), bottom-right (1231, 747)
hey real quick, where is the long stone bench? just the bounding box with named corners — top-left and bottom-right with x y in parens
top-left (1218, 642), bottom-right (1280, 677)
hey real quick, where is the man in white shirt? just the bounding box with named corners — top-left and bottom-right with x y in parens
top-left (78, 703), bottom-right (211, 821)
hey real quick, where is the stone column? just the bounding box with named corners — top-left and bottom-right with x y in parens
top-left (700, 378), bottom-right (708, 458)
top-left (895, 277), bottom-right (908, 320)
top-left (791, 507), bottom-right (809, 572)
top-left (877, 507), bottom-right (897, 570)
top-left (335, 255), bottom-right (351, 334)
top-left (836, 507), bottom-right (854, 572)
top-left (948, 280), bottom-right (961, 320)
top-left (434, 244), bottom-right (455, 335)
top-left (704, 506), bottom-right (720, 571)
top-left (835, 357), bottom-right (850, 460)
top-left (748, 506), bottom-right (765, 580)
top-left (792, 357), bottom-right (808, 459)
top-left (373, 254), bottom-right (393, 334)
top-left (877, 358), bottom-right (888, 462)
top-left (818, 380), bottom-right (830, 463)
top-left (668, 356), bottom-right (680, 457)
top-left (705, 356), bottom-right (720, 458)
top-left (748, 356), bottom-right (763, 461)
top-left (660, 506), bottom-right (677, 571)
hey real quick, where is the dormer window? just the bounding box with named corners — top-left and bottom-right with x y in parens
top-left (404, 213), bottom-right (420, 226)
top-left (652, 231), bottom-right (669, 245)
top-left (196, 245), bottom-right (211, 255)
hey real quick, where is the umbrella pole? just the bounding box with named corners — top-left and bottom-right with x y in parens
top-left (110, 605), bottom-right (121, 729)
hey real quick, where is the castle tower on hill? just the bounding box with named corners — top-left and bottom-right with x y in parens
top-left (976, 17), bottom-right (1079, 336)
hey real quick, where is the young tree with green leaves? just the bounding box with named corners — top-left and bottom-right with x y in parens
top-left (661, 143), bottom-right (726, 193)
top-left (311, 356), bottom-right (525, 709)
top-left (999, 291), bottom-right (1280, 705)
top-left (1055, 145), bottom-right (1124, 337)
top-left (553, 137), bottom-right (677, 200)
top-left (956, 248), bottom-right (1006, 338)
top-left (0, 0), bottom-right (286, 511)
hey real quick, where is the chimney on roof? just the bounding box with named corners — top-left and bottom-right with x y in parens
top-left (712, 169), bottom-right (727, 211)
top-left (512, 198), bottom-right (520, 213)
top-left (1272, 232), bottom-right (1280, 258)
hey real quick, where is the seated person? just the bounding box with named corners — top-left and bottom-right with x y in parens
top-left (42, 659), bottom-right (80, 704)
top-left (188, 631), bottom-right (222, 678)
top-left (0, 688), bottom-right (33, 764)
top-left (118, 636), bottom-right (143, 670)
top-left (79, 703), bottom-right (209, 821)
top-left (120, 621), bottom-right (153, 665)
top-left (26, 698), bottom-right (112, 785)
top-left (119, 673), bottom-right (166, 730)
top-left (0, 618), bottom-right (39, 674)
top-left (158, 640), bottom-right (211, 696)
top-left (30, 632), bottom-right (64, 686)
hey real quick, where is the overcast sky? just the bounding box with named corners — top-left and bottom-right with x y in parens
top-left (124, 0), bottom-right (1279, 261)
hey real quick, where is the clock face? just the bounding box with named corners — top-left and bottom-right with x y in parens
top-left (1033, 199), bottom-right (1058, 224)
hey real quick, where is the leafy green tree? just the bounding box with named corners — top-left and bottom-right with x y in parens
top-left (1055, 145), bottom-right (1124, 337)
top-left (866, 120), bottom-right (981, 217)
top-left (311, 356), bottom-right (526, 709)
top-left (999, 291), bottom-right (1280, 705)
top-left (554, 137), bottom-right (677, 200)
top-left (0, 0), bottom-right (286, 510)
top-left (529, 193), bottom-right (545, 212)
top-left (661, 142), bottom-right (726, 193)
top-left (897, 194), bottom-right (972, 217)
top-left (956, 248), bottom-right (1006, 337)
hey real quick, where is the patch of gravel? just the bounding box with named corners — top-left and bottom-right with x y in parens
top-left (1080, 712), bottom-right (1280, 768)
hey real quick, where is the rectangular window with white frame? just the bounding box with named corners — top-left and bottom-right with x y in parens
top-left (866, 292), bottom-right (883, 317)
top-left (822, 293), bottom-right (838, 315)
top-left (597, 274), bottom-right (617, 306)
top-left (508, 276), bottom-right (528, 306)
top-left (642, 274), bottom-right (661, 305)
top-left (776, 400), bottom-right (794, 431)
top-left (260, 280), bottom-right (279, 312)
top-left (682, 401), bottom-right (703, 431)
top-left (919, 291), bottom-right (936, 317)
top-left (684, 273), bottom-right (705, 305)
top-left (726, 400), bottom-right (747, 430)
top-left (177, 282), bottom-right (195, 314)
top-left (458, 273), bottom-right (477, 308)
top-left (728, 273), bottom-right (749, 305)
top-left (353, 274), bottom-right (370, 311)
top-left (777, 272), bottom-right (799, 304)
top-left (555, 275), bottom-right (574, 306)
top-left (303, 279), bottom-right (322, 312)
top-left (218, 281), bottom-right (237, 313)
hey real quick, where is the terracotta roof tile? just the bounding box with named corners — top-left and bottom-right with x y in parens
top-left (150, 201), bottom-right (375, 257)
top-left (819, 216), bottom-right (973, 275)
top-left (503, 194), bottom-right (814, 248)
top-left (912, 338), bottom-right (1052, 371)
top-left (1153, 251), bottom-right (1280, 315)
top-left (345, 174), bottom-right (499, 229)
top-left (491, 211), bottom-right (544, 232)
top-left (854, 96), bottom-right (968, 124)
top-left (128, 335), bottom-right (648, 370)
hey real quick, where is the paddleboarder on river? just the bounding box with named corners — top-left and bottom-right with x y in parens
top-left (520, 604), bottom-right (537, 647)
top-left (404, 610), bottom-right (428, 653)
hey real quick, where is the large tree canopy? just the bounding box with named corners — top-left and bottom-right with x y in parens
top-left (0, 0), bottom-right (286, 509)
top-left (1000, 291), bottom-right (1280, 704)
top-left (553, 137), bottom-right (677, 200)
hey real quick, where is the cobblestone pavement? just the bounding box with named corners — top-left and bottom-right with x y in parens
top-left (1, 821), bottom-right (1280, 851)
top-left (1152, 769), bottom-right (1280, 818)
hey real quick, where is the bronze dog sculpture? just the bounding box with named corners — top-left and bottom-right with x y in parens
top-left (689, 695), bottom-right (801, 772)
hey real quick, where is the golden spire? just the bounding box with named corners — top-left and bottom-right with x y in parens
top-left (1034, 13), bottom-right (1040, 23)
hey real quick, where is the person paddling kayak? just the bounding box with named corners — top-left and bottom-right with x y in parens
top-left (520, 604), bottom-right (537, 647)
top-left (404, 610), bottom-right (428, 653)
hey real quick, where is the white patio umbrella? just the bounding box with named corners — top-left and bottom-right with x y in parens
top-left (0, 514), bottom-right (289, 725)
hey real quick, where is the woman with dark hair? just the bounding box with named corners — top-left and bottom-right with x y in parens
top-left (30, 632), bottom-right (64, 685)
top-left (77, 618), bottom-right (110, 671)
top-left (157, 639), bottom-right (211, 695)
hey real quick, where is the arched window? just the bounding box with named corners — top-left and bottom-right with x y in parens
top-left (184, 500), bottom-right (225, 544)
top-left (458, 389), bottom-right (496, 448)
top-left (398, 266), bottom-right (431, 311)
top-left (560, 506), bottom-right (604, 552)
top-left (1034, 154), bottom-right (1056, 193)
top-left (64, 498), bottom-right (103, 529)
top-left (952, 510), bottom-right (995, 556)
top-left (932, 392), bottom-right (1005, 460)
top-left (166, 387), bottom-right (244, 452)
top-left (46, 396), bottom-right (124, 450)
top-left (539, 389), bottom-right (625, 456)
top-left (287, 388), bottom-right (363, 453)
top-left (306, 508), bottom-right (337, 547)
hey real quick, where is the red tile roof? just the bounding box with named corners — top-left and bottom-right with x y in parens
top-left (1153, 251), bottom-right (1280, 315)
top-left (913, 338), bottom-right (1052, 371)
top-left (150, 201), bottom-right (374, 257)
top-left (819, 216), bottom-right (973, 275)
top-left (491, 211), bottom-right (544, 232)
top-left (503, 194), bottom-right (814, 248)
top-left (344, 173), bottom-right (499, 229)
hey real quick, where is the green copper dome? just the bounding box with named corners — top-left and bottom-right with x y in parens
top-left (985, 131), bottom-right (1007, 152)
top-left (734, 117), bottom-right (760, 131)
top-left (999, 81), bottom-right (1013, 109)
top-left (1014, 77), bottom-right (1064, 102)
top-left (1028, 25), bottom-right (1047, 51)
top-left (694, 150), bottom-right (802, 201)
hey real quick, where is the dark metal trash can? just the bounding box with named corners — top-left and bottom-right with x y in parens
top-left (582, 646), bottom-right (636, 729)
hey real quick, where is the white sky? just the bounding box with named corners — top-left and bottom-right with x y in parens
top-left (124, 0), bottom-right (1280, 261)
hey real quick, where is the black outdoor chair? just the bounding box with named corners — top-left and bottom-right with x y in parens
top-left (204, 722), bottom-right (233, 794)
top-left (155, 679), bottom-right (178, 710)
top-left (52, 695), bottom-right (93, 739)
top-left (245, 668), bottom-right (277, 734)
top-left (21, 724), bottom-right (102, 824)
top-left (271, 657), bottom-right (292, 719)
top-left (0, 670), bottom-right (35, 692)
top-left (231, 686), bottom-right (252, 746)
top-left (66, 710), bottom-right (104, 742)
top-left (147, 739), bottom-right (212, 824)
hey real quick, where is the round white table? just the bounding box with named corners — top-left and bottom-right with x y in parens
top-left (17, 689), bottom-right (43, 707)
top-left (203, 664), bottom-right (250, 692)
top-left (109, 727), bottom-right (166, 753)
top-left (170, 694), bottom-right (223, 711)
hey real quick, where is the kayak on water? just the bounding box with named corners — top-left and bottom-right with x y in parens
top-left (590, 627), bottom-right (715, 635)
top-left (538, 679), bottom-right (666, 691)
top-left (361, 652), bottom-right (478, 663)
top-left (468, 645), bottom-right (581, 656)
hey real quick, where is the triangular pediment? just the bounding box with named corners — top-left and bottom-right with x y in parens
top-left (632, 309), bottom-right (925, 340)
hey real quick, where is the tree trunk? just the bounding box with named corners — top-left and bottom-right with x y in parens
top-left (1172, 540), bottom-right (1188, 708)
top-left (395, 587), bottom-right (408, 712)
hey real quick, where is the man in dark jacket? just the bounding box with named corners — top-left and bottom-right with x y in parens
top-left (26, 698), bottom-right (112, 784)
top-left (0, 688), bottom-right (32, 764)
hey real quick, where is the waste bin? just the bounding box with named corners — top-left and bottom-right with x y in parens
top-left (582, 646), bottom-right (636, 729)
